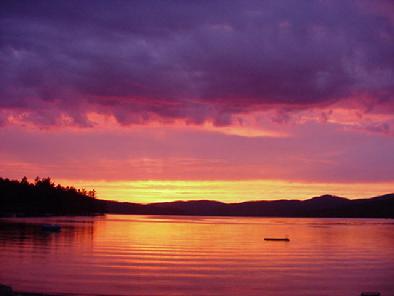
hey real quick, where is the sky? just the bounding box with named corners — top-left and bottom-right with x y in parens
top-left (0, 0), bottom-right (393, 202)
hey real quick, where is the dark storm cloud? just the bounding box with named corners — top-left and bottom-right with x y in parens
top-left (0, 0), bottom-right (393, 126)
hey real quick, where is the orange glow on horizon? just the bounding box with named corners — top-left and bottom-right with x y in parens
top-left (56, 179), bottom-right (394, 203)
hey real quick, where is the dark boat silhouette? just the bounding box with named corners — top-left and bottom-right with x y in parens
top-left (41, 224), bottom-right (61, 232)
top-left (264, 237), bottom-right (290, 242)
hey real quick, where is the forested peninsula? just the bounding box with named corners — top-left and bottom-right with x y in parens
top-left (0, 177), bottom-right (103, 216)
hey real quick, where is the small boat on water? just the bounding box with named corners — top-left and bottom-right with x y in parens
top-left (264, 238), bottom-right (290, 242)
top-left (41, 224), bottom-right (61, 232)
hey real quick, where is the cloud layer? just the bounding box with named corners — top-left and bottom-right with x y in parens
top-left (1, 0), bottom-right (393, 127)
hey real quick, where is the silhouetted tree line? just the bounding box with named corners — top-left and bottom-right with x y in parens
top-left (0, 177), bottom-right (104, 216)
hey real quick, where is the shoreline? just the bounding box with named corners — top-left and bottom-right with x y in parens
top-left (0, 284), bottom-right (54, 296)
top-left (1, 212), bottom-right (393, 219)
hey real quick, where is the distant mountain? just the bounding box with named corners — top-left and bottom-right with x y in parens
top-left (103, 194), bottom-right (394, 218)
top-left (1, 176), bottom-right (393, 218)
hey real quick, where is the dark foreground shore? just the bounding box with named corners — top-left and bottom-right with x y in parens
top-left (0, 285), bottom-right (62, 296)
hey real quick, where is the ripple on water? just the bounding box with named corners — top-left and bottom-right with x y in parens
top-left (0, 215), bottom-right (393, 296)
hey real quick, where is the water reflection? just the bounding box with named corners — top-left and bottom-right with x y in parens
top-left (0, 215), bottom-right (393, 296)
top-left (0, 217), bottom-right (96, 248)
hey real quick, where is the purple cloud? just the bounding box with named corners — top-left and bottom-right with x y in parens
top-left (0, 0), bottom-right (393, 127)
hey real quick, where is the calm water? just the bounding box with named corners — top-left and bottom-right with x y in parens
top-left (0, 215), bottom-right (393, 296)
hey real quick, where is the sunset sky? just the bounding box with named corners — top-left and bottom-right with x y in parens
top-left (1, 1), bottom-right (393, 202)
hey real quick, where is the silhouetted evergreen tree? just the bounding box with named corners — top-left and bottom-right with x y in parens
top-left (0, 177), bottom-right (104, 216)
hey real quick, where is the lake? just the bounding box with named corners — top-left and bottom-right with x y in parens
top-left (0, 215), bottom-right (393, 295)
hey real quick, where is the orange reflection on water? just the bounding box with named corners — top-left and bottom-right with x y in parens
top-left (1, 215), bottom-right (394, 296)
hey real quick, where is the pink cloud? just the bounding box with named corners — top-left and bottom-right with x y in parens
top-left (1, 122), bottom-right (394, 183)
top-left (1, 0), bottom-right (393, 194)
top-left (0, 1), bottom-right (393, 129)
